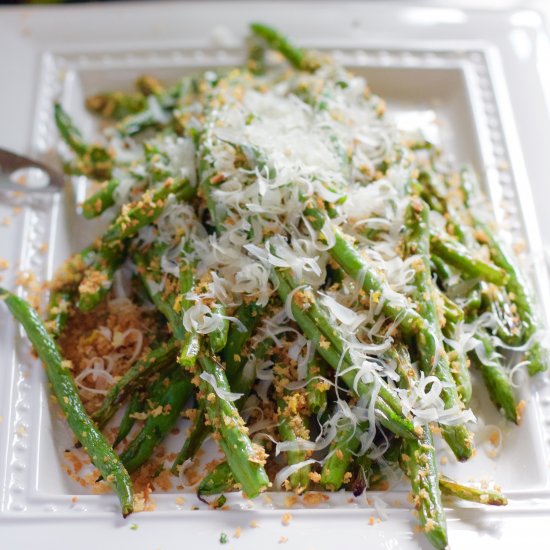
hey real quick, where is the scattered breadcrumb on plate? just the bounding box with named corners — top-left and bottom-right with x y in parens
top-left (281, 513), bottom-right (293, 526)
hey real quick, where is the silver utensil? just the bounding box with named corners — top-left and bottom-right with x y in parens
top-left (0, 148), bottom-right (65, 193)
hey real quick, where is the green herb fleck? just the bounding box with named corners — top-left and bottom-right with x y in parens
top-left (220, 532), bottom-right (228, 544)
top-left (214, 495), bottom-right (227, 509)
top-left (130, 523), bottom-right (138, 531)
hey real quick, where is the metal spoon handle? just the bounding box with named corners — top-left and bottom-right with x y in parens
top-left (0, 148), bottom-right (65, 193)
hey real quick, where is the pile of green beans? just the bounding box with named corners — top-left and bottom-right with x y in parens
top-left (1, 24), bottom-right (543, 549)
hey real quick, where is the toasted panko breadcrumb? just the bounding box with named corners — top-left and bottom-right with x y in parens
top-left (133, 487), bottom-right (157, 512)
top-left (57, 298), bottom-right (158, 412)
top-left (302, 492), bottom-right (329, 507)
top-left (281, 513), bottom-right (292, 526)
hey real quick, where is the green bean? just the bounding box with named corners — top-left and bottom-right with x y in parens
top-left (179, 331), bottom-right (201, 368)
top-left (118, 109), bottom-right (158, 137)
top-left (120, 366), bottom-right (193, 473)
top-left (77, 250), bottom-right (126, 312)
top-left (388, 437), bottom-right (508, 507)
top-left (54, 103), bottom-right (114, 180)
top-left (86, 91), bottom-right (146, 120)
top-left (197, 461), bottom-right (235, 497)
top-left (417, 170), bottom-right (447, 215)
top-left (457, 166), bottom-right (477, 208)
top-left (172, 335), bottom-right (273, 475)
top-left (100, 178), bottom-right (195, 257)
top-left (469, 330), bottom-right (518, 424)
top-left (178, 259), bottom-right (196, 301)
top-left (478, 222), bottom-right (547, 375)
top-left (431, 255), bottom-right (454, 287)
top-left (426, 181), bottom-right (486, 332)
top-left (171, 405), bottom-right (209, 475)
top-left (92, 339), bottom-right (179, 427)
top-left (133, 247), bottom-right (185, 341)
top-left (432, 252), bottom-right (481, 325)
top-left (403, 198), bottom-right (473, 461)
top-left (223, 301), bottom-right (264, 380)
top-left (439, 476), bottom-right (507, 506)
top-left (232, 336), bottom-right (273, 399)
top-left (439, 290), bottom-right (464, 326)
top-left (46, 289), bottom-right (73, 338)
top-left (0, 288), bottom-right (133, 516)
top-left (438, 290), bottom-right (472, 404)
top-left (177, 247), bottom-right (201, 366)
top-left (463, 285), bottom-right (482, 322)
top-left (54, 103), bottom-right (87, 156)
top-left (402, 429), bottom-right (448, 550)
top-left (442, 173), bottom-right (531, 377)
top-left (48, 246), bottom-right (95, 297)
top-left (82, 179), bottom-right (119, 219)
top-left (482, 284), bottom-right (523, 346)
top-left (276, 396), bottom-right (311, 492)
top-left (135, 75), bottom-right (165, 96)
top-left (198, 141), bottom-right (274, 235)
top-left (350, 453), bottom-right (373, 496)
top-left (394, 342), bottom-right (447, 550)
top-left (197, 147), bottom-right (223, 230)
top-left (199, 354), bottom-right (269, 499)
top-left (321, 420), bottom-right (362, 491)
top-left (272, 338), bottom-right (312, 493)
top-left (447, 347), bottom-right (472, 406)
top-left (306, 357), bottom-right (328, 414)
top-left (430, 231), bottom-right (508, 286)
top-left (249, 23), bottom-right (320, 72)
top-left (209, 303), bottom-right (230, 353)
top-left (113, 392), bottom-right (143, 448)
top-left (325, 263), bottom-right (345, 288)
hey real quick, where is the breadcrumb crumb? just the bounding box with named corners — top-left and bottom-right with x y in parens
top-left (283, 495), bottom-right (298, 507)
top-left (281, 513), bottom-right (292, 526)
top-left (308, 471), bottom-right (321, 483)
top-left (516, 400), bottom-right (526, 423)
top-left (302, 492), bottom-right (329, 507)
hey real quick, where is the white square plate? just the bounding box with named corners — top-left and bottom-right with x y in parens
top-left (1, 3), bottom-right (550, 548)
